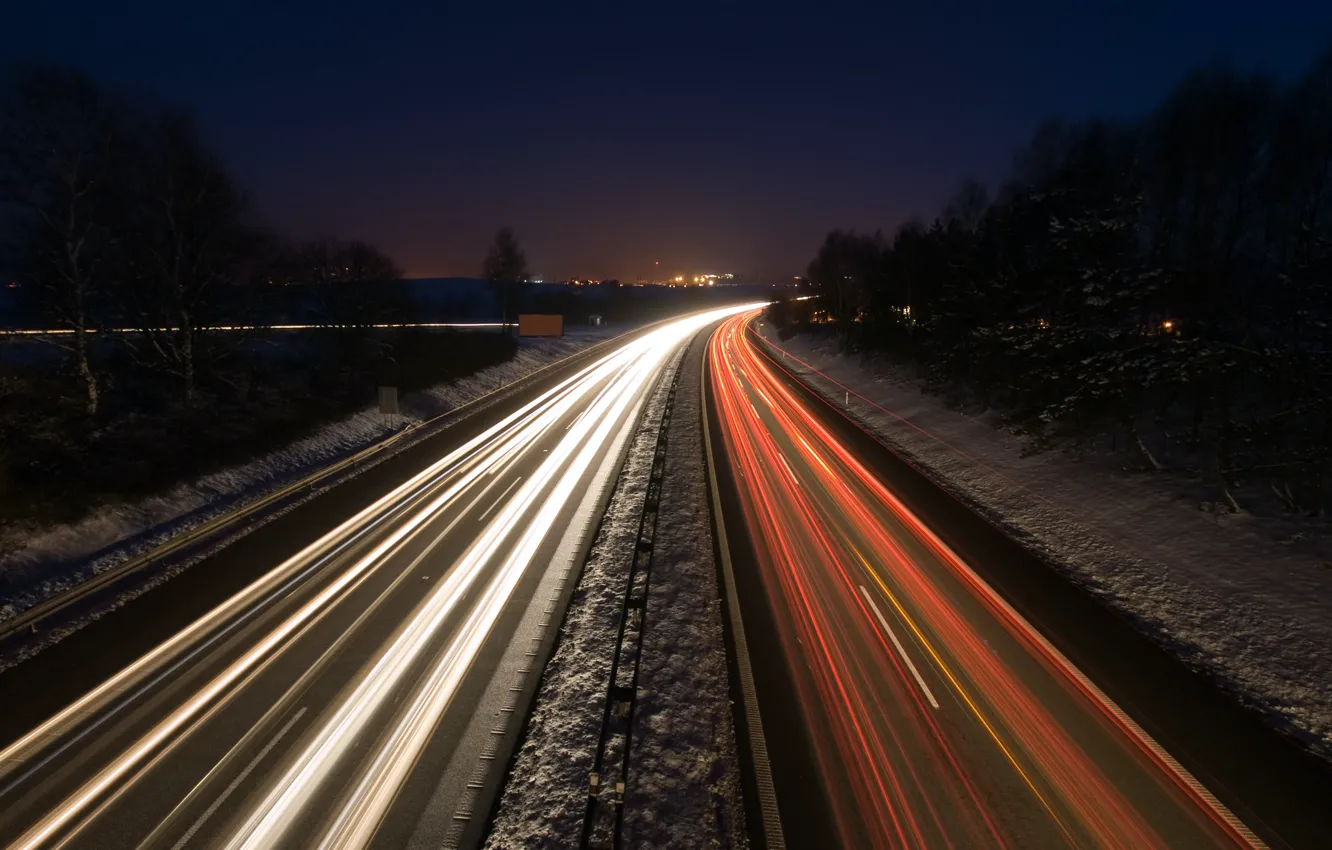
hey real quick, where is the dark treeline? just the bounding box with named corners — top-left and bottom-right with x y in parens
top-left (0, 63), bottom-right (509, 534)
top-left (791, 48), bottom-right (1332, 515)
top-left (0, 63), bottom-right (423, 412)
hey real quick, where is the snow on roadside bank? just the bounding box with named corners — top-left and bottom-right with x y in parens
top-left (0, 328), bottom-right (625, 625)
top-left (487, 333), bottom-right (746, 850)
top-left (759, 326), bottom-right (1332, 755)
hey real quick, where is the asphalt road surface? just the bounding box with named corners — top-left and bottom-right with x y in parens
top-left (0, 305), bottom-right (752, 850)
top-left (707, 311), bottom-right (1273, 849)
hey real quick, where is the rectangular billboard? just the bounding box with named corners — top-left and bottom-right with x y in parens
top-left (518, 314), bottom-right (564, 337)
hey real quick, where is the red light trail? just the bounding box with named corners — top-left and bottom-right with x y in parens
top-left (707, 311), bottom-right (1263, 849)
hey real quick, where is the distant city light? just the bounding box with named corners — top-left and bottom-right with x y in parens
top-left (644, 270), bottom-right (738, 286)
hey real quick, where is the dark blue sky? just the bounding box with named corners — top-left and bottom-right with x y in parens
top-left (5, 2), bottom-right (1331, 280)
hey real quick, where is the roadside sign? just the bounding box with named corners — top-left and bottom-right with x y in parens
top-left (518, 314), bottom-right (564, 337)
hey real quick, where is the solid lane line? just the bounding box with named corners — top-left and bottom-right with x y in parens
top-left (169, 707), bottom-right (308, 850)
top-left (858, 585), bottom-right (940, 710)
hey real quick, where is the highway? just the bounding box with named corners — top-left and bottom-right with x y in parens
top-left (0, 306), bottom-right (750, 850)
top-left (707, 312), bottom-right (1265, 849)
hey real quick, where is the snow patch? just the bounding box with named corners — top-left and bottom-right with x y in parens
top-left (623, 340), bottom-right (746, 850)
top-left (485, 345), bottom-right (675, 850)
top-left (487, 334), bottom-right (746, 850)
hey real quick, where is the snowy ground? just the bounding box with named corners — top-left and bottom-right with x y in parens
top-left (485, 344), bottom-right (676, 849)
top-left (488, 333), bottom-right (746, 850)
top-left (0, 327), bottom-right (627, 626)
top-left (758, 326), bottom-right (1332, 758)
top-left (623, 335), bottom-right (745, 850)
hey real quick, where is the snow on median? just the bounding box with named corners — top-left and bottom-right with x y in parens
top-left (620, 337), bottom-right (746, 849)
top-left (758, 326), bottom-right (1332, 758)
top-left (488, 334), bottom-right (746, 850)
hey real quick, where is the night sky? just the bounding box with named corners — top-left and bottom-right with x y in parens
top-left (5, 3), bottom-right (1331, 281)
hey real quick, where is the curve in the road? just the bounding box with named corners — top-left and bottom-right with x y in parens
top-left (0, 305), bottom-right (758, 850)
top-left (707, 310), bottom-right (1269, 850)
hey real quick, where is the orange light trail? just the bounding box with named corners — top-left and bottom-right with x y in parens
top-left (707, 312), bottom-right (1263, 849)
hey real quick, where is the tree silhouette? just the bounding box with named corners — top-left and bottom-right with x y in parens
top-left (799, 48), bottom-right (1332, 513)
top-left (291, 238), bottom-right (406, 326)
top-left (116, 107), bottom-right (254, 405)
top-left (482, 226), bottom-right (530, 329)
top-left (0, 64), bottom-right (124, 415)
top-left (941, 179), bottom-right (990, 232)
top-left (804, 229), bottom-right (880, 330)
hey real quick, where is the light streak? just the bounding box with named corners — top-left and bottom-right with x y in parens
top-left (0, 350), bottom-right (606, 792)
top-left (708, 311), bottom-right (1263, 849)
top-left (0, 322), bottom-right (507, 336)
top-left (228, 336), bottom-right (660, 848)
top-left (1, 305), bottom-right (760, 849)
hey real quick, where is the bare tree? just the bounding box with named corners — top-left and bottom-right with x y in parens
top-left (0, 65), bottom-right (123, 415)
top-left (295, 238), bottom-right (402, 285)
top-left (291, 238), bottom-right (406, 326)
top-left (482, 226), bottom-right (530, 328)
top-left (941, 178), bottom-right (990, 232)
top-left (117, 108), bottom-right (252, 405)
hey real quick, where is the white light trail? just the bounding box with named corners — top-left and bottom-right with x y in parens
top-left (225, 311), bottom-right (739, 849)
top-left (0, 322), bottom-right (506, 337)
top-left (3, 304), bottom-right (760, 850)
top-left (0, 350), bottom-right (604, 791)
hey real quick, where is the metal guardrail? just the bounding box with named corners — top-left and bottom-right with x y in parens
top-left (699, 331), bottom-right (786, 850)
top-left (0, 327), bottom-right (647, 648)
top-left (0, 419), bottom-right (417, 647)
top-left (578, 361), bottom-right (682, 850)
top-left (577, 324), bottom-right (786, 850)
